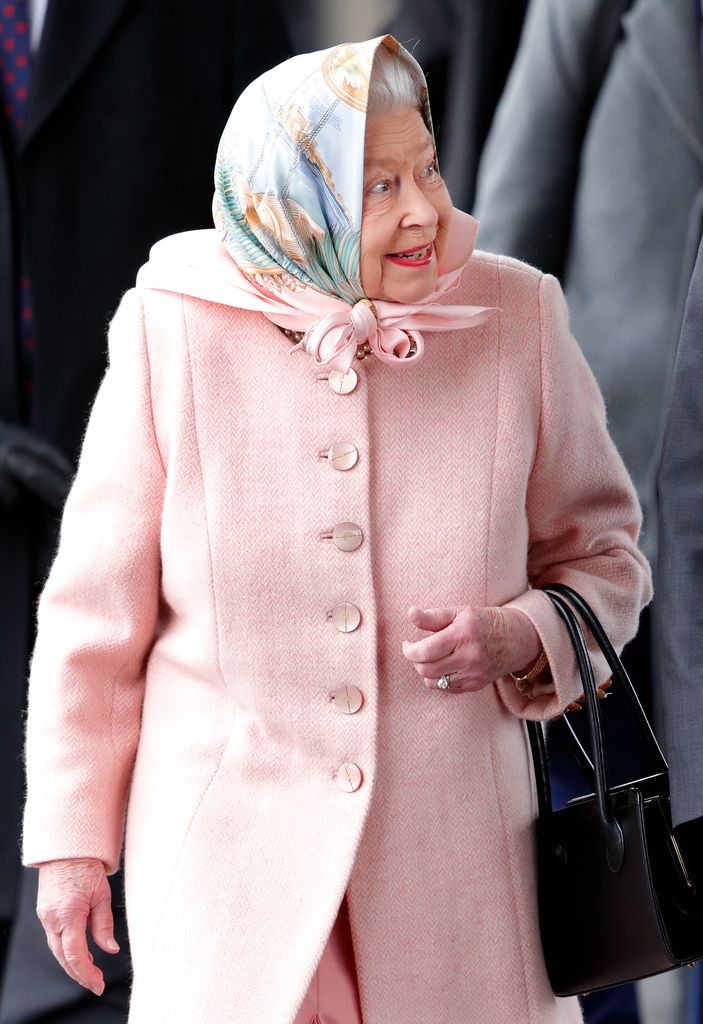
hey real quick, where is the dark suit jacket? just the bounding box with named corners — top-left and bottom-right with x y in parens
top-left (657, 235), bottom-right (703, 828)
top-left (386, 0), bottom-right (528, 212)
top-left (475, 0), bottom-right (703, 563)
top-left (0, 0), bottom-right (291, 920)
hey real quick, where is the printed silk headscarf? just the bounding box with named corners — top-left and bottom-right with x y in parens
top-left (144, 35), bottom-right (498, 374)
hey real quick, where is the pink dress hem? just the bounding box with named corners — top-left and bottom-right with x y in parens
top-left (293, 892), bottom-right (363, 1024)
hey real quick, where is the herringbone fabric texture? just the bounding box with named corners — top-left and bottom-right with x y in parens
top-left (22, 244), bottom-right (651, 1023)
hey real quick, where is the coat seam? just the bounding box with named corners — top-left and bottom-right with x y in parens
top-left (108, 293), bottom-right (164, 870)
top-left (483, 260), bottom-right (502, 603)
top-left (138, 291), bottom-right (167, 479)
top-left (180, 294), bottom-right (228, 693)
top-left (135, 292), bottom-right (232, 976)
top-left (487, 732), bottom-right (535, 1021)
top-left (137, 736), bottom-right (231, 978)
top-left (528, 274), bottom-right (547, 487)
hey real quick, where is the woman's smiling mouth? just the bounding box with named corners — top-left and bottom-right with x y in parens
top-left (385, 242), bottom-right (434, 267)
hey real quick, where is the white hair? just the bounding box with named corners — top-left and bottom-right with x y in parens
top-left (367, 44), bottom-right (425, 116)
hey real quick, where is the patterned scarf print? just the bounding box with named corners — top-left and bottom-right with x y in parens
top-left (213, 36), bottom-right (433, 307)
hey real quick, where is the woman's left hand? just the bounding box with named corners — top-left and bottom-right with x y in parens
top-left (401, 604), bottom-right (543, 693)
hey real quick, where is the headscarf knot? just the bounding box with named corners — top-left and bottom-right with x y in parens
top-left (289, 298), bottom-right (426, 374)
top-left (350, 299), bottom-right (377, 342)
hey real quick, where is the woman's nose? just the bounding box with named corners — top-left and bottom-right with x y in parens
top-left (399, 180), bottom-right (439, 229)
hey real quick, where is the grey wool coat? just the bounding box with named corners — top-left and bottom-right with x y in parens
top-left (657, 235), bottom-right (703, 827)
top-left (474, 0), bottom-right (703, 563)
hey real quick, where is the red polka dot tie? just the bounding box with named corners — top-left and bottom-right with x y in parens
top-left (0, 0), bottom-right (37, 425)
top-left (0, 0), bottom-right (30, 137)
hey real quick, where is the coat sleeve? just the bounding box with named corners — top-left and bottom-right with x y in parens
top-left (656, 246), bottom-right (703, 828)
top-left (473, 0), bottom-right (608, 276)
top-left (21, 288), bottom-right (164, 874)
top-left (496, 272), bottom-right (653, 720)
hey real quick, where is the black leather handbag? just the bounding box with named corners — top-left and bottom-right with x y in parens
top-left (526, 583), bottom-right (703, 997)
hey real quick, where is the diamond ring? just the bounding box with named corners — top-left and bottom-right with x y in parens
top-left (438, 673), bottom-right (451, 690)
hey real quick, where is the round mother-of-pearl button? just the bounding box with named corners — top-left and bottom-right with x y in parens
top-left (331, 684), bottom-right (364, 714)
top-left (336, 762), bottom-right (363, 792)
top-left (331, 602), bottom-right (361, 632)
top-left (332, 522), bottom-right (363, 551)
top-left (327, 442), bottom-right (358, 471)
top-left (328, 368), bottom-right (358, 394)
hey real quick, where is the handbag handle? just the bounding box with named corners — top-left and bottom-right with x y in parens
top-left (526, 592), bottom-right (625, 871)
top-left (546, 583), bottom-right (668, 773)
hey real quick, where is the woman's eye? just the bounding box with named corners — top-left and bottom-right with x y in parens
top-left (419, 163), bottom-right (437, 179)
top-left (368, 180), bottom-right (391, 194)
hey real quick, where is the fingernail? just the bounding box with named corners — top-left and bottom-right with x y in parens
top-left (106, 938), bottom-right (119, 951)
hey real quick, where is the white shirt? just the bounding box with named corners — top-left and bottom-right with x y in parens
top-left (29, 0), bottom-right (50, 52)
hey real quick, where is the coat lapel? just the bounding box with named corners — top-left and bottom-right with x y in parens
top-left (21, 0), bottom-right (133, 149)
top-left (626, 0), bottom-right (703, 165)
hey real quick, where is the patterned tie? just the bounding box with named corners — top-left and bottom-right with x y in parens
top-left (0, 0), bottom-right (36, 425)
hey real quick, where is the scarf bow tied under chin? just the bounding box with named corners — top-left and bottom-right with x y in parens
top-left (288, 293), bottom-right (499, 375)
top-left (289, 298), bottom-right (426, 374)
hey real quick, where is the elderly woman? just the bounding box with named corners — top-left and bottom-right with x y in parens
top-left (22, 35), bottom-right (651, 1024)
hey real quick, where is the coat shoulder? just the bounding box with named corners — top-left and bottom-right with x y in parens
top-left (137, 286), bottom-right (252, 327)
top-left (471, 247), bottom-right (544, 284)
top-left (135, 287), bottom-right (259, 358)
top-left (454, 248), bottom-right (545, 322)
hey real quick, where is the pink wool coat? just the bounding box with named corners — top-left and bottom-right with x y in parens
top-left (22, 230), bottom-right (652, 1024)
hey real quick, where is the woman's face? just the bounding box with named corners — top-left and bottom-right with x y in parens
top-left (360, 107), bottom-right (453, 304)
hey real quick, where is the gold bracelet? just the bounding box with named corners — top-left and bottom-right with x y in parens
top-left (510, 648), bottom-right (549, 683)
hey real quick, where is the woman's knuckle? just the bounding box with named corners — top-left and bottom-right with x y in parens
top-left (39, 907), bottom-right (61, 930)
top-left (461, 651), bottom-right (480, 673)
top-left (457, 615), bottom-right (475, 640)
top-left (454, 618), bottom-right (470, 643)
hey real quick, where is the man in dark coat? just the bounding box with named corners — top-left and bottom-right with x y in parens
top-left (657, 227), bottom-right (703, 958)
top-left (657, 230), bottom-right (703, 1020)
top-left (472, 0), bottom-right (703, 767)
top-left (475, 0), bottom-right (703, 572)
top-left (0, 2), bottom-right (291, 1020)
top-left (473, 1), bottom-right (703, 1018)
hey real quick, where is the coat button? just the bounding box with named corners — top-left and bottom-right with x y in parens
top-left (328, 368), bottom-right (358, 394)
top-left (327, 442), bottom-right (358, 471)
top-left (332, 684), bottom-right (364, 714)
top-left (331, 602), bottom-right (361, 632)
top-left (336, 762), bottom-right (363, 791)
top-left (332, 522), bottom-right (363, 551)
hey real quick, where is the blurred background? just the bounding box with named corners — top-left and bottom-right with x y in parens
top-left (287, 0), bottom-right (397, 48)
top-left (1, 1), bottom-right (701, 1022)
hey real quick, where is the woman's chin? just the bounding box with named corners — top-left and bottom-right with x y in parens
top-left (372, 268), bottom-right (438, 304)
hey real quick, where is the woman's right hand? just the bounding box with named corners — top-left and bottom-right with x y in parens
top-left (36, 857), bottom-right (120, 995)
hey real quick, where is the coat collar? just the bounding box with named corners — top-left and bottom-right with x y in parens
top-left (626, 0), bottom-right (703, 165)
top-left (22, 0), bottom-right (133, 149)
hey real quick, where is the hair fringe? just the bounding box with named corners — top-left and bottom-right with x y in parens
top-left (367, 44), bottom-right (424, 116)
